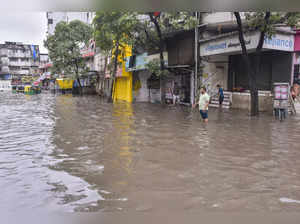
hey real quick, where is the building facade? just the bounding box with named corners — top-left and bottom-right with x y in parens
top-left (0, 42), bottom-right (40, 79)
top-left (46, 12), bottom-right (95, 35)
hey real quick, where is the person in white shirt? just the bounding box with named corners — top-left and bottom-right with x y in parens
top-left (193, 87), bottom-right (210, 123)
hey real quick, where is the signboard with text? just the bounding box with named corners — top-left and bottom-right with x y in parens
top-left (200, 31), bottom-right (294, 57)
top-left (125, 52), bottom-right (168, 72)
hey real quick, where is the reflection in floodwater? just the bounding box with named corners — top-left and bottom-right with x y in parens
top-left (1, 92), bottom-right (300, 213)
top-left (112, 102), bottom-right (134, 175)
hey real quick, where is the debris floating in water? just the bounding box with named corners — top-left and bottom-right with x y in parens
top-left (279, 197), bottom-right (300, 204)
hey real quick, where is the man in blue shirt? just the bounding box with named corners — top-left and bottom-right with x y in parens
top-left (217, 84), bottom-right (224, 106)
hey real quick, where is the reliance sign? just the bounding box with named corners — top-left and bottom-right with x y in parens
top-left (200, 31), bottom-right (294, 57)
top-left (264, 37), bottom-right (293, 49)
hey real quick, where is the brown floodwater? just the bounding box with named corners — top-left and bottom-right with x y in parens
top-left (1, 92), bottom-right (300, 215)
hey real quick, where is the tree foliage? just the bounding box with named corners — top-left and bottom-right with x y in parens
top-left (245, 12), bottom-right (300, 38)
top-left (145, 58), bottom-right (170, 77)
top-left (91, 12), bottom-right (202, 103)
top-left (44, 20), bottom-right (92, 79)
top-left (93, 12), bottom-right (141, 101)
top-left (93, 12), bottom-right (140, 58)
top-left (135, 12), bottom-right (197, 55)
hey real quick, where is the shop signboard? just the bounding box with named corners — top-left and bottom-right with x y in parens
top-left (273, 82), bottom-right (290, 111)
top-left (125, 52), bottom-right (168, 71)
top-left (200, 31), bottom-right (294, 57)
top-left (274, 83), bottom-right (289, 100)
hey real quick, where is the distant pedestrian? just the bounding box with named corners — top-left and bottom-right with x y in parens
top-left (193, 87), bottom-right (210, 123)
top-left (172, 82), bottom-right (180, 105)
top-left (217, 84), bottom-right (224, 106)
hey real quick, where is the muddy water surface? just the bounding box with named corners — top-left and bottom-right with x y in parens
top-left (1, 92), bottom-right (300, 213)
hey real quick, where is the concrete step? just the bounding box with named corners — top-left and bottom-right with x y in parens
top-left (209, 91), bottom-right (232, 109)
top-left (211, 96), bottom-right (231, 100)
top-left (211, 96), bottom-right (230, 100)
top-left (209, 104), bottom-right (230, 109)
top-left (210, 100), bottom-right (231, 106)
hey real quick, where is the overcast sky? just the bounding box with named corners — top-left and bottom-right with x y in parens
top-left (0, 12), bottom-right (48, 53)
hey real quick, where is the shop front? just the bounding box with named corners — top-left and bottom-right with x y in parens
top-left (200, 30), bottom-right (295, 112)
top-left (125, 52), bottom-right (169, 103)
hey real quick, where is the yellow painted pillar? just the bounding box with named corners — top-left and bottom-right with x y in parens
top-left (112, 44), bottom-right (133, 103)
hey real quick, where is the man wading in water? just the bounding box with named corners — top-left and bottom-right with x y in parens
top-left (193, 87), bottom-right (210, 123)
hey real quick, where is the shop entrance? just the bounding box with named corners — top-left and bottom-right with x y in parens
top-left (228, 51), bottom-right (293, 91)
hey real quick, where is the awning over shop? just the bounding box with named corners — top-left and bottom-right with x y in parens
top-left (200, 31), bottom-right (294, 57)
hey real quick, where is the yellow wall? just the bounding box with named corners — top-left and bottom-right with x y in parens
top-left (112, 44), bottom-right (133, 103)
top-left (113, 74), bottom-right (133, 103)
top-left (56, 79), bottom-right (74, 89)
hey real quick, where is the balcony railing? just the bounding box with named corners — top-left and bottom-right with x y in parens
top-left (8, 52), bottom-right (32, 58)
top-left (9, 70), bottom-right (30, 75)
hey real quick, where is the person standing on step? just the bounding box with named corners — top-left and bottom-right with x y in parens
top-left (172, 82), bottom-right (180, 105)
top-left (193, 87), bottom-right (210, 123)
top-left (217, 84), bottom-right (224, 107)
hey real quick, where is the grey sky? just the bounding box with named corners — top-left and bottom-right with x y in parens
top-left (0, 12), bottom-right (48, 53)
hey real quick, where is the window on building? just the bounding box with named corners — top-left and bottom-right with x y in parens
top-left (48, 18), bottom-right (53, 25)
top-left (9, 66), bottom-right (20, 70)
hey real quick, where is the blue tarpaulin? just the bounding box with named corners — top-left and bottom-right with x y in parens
top-left (73, 80), bottom-right (79, 87)
top-left (2, 74), bottom-right (11, 80)
top-left (31, 45), bottom-right (37, 60)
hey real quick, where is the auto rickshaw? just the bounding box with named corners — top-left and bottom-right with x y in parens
top-left (16, 85), bottom-right (25, 93)
top-left (12, 85), bottom-right (17, 93)
top-left (24, 85), bottom-right (41, 95)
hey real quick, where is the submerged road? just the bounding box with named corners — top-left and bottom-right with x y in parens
top-left (1, 92), bottom-right (300, 214)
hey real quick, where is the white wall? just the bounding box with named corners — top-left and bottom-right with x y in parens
top-left (47, 12), bottom-right (67, 35)
top-left (0, 80), bottom-right (11, 90)
top-left (133, 70), bottom-right (162, 103)
top-left (150, 89), bottom-right (161, 103)
top-left (202, 12), bottom-right (246, 24)
top-left (94, 52), bottom-right (107, 72)
top-left (202, 55), bottom-right (229, 96)
top-left (47, 12), bottom-right (94, 35)
top-left (133, 70), bottom-right (151, 102)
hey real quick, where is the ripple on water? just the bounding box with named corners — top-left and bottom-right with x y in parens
top-left (2, 92), bottom-right (300, 213)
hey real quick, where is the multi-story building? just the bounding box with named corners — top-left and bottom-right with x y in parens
top-left (46, 12), bottom-right (95, 35)
top-left (0, 42), bottom-right (40, 79)
top-left (39, 53), bottom-right (52, 77)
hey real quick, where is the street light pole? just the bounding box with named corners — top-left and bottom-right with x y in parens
top-left (194, 12), bottom-right (199, 104)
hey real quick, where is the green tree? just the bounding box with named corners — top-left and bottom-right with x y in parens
top-left (234, 12), bottom-right (300, 116)
top-left (93, 12), bottom-right (140, 102)
top-left (137, 12), bottom-right (197, 104)
top-left (44, 20), bottom-right (92, 93)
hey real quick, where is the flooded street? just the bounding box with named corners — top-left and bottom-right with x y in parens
top-left (1, 92), bottom-right (300, 214)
